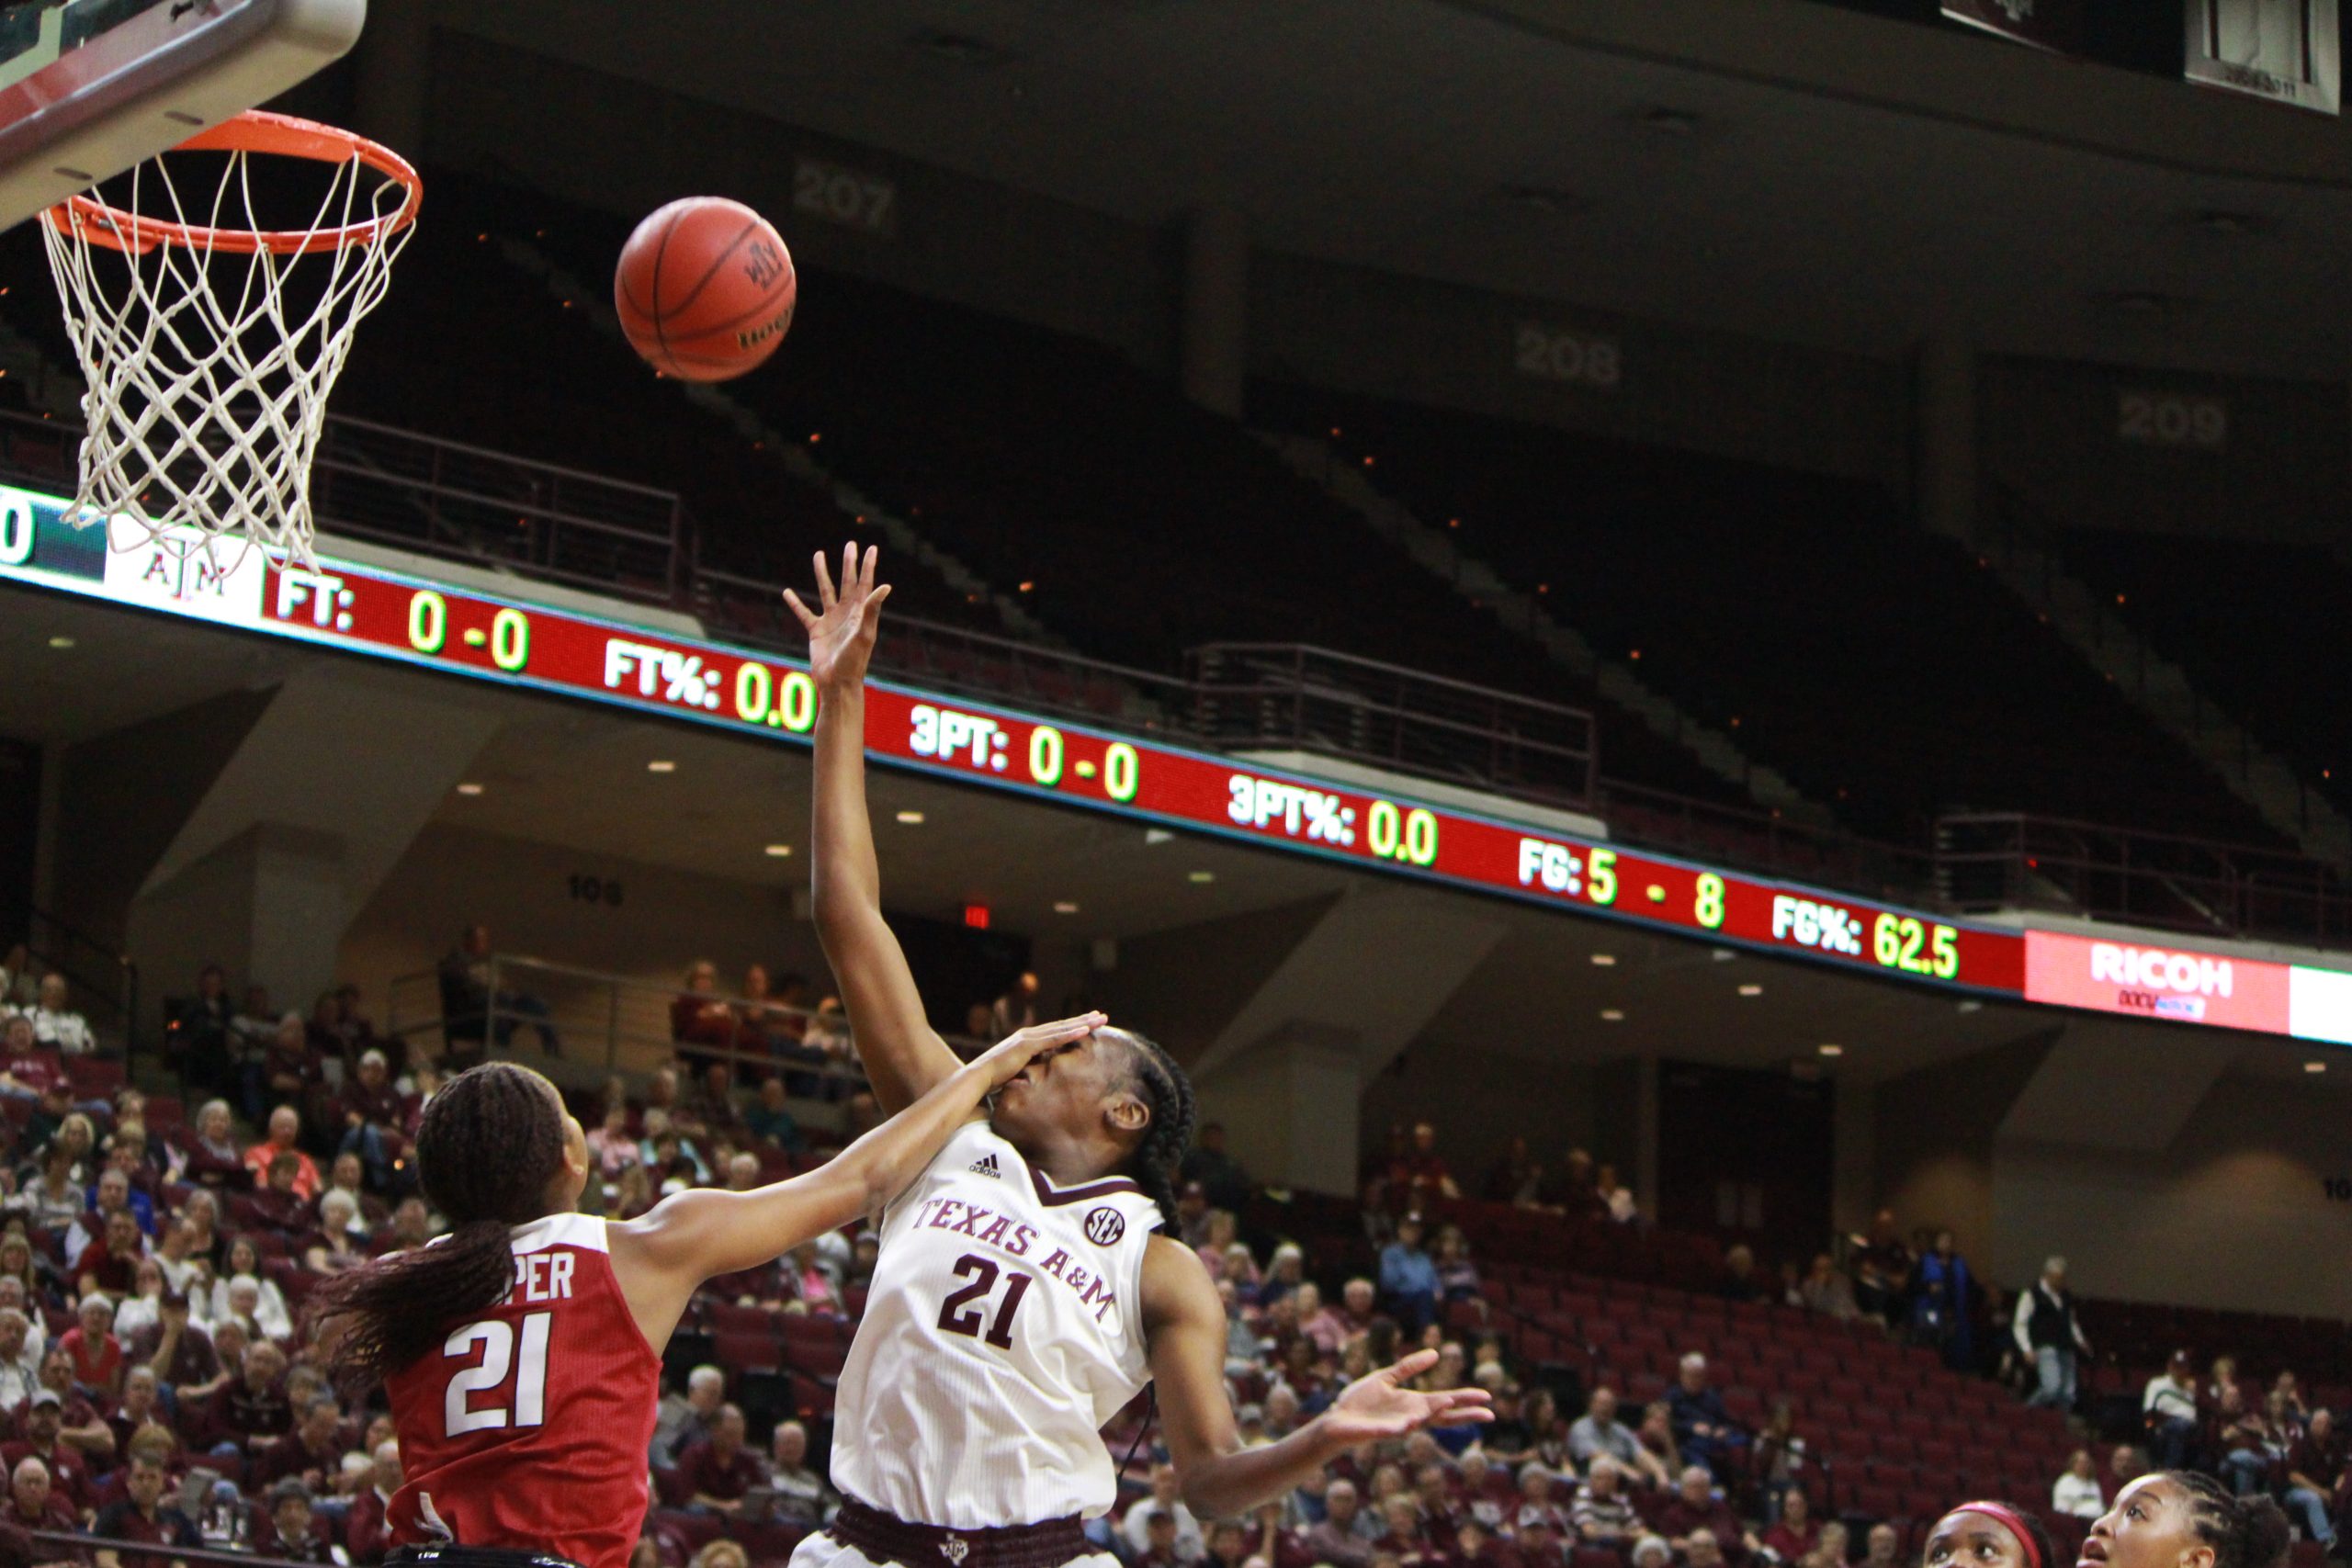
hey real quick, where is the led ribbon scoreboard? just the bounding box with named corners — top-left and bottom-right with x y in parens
top-left (12, 480), bottom-right (2352, 1044)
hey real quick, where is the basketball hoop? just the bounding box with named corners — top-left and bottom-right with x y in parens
top-left (39, 108), bottom-right (421, 569)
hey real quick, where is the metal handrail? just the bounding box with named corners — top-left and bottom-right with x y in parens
top-left (0, 897), bottom-right (139, 1058)
top-left (385, 953), bottom-right (875, 1090)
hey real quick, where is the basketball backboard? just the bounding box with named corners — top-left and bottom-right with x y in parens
top-left (0, 0), bottom-right (365, 231)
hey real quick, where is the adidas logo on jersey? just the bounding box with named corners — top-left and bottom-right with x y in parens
top-left (968, 1154), bottom-right (1001, 1179)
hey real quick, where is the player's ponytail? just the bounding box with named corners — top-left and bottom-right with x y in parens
top-left (1106, 1028), bottom-right (1194, 1229)
top-left (307, 1062), bottom-right (573, 1395)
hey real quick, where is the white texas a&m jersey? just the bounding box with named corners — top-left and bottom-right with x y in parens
top-left (830, 1119), bottom-right (1163, 1528)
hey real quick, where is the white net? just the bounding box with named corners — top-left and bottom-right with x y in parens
top-left (37, 116), bottom-right (415, 571)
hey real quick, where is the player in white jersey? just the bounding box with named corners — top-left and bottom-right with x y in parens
top-left (784, 547), bottom-right (1492, 1568)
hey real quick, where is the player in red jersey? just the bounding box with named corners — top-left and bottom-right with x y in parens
top-left (308, 1024), bottom-right (1108, 1568)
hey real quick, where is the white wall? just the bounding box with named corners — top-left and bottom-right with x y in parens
top-left (1990, 1074), bottom-right (2352, 1318)
top-left (339, 822), bottom-right (824, 1070)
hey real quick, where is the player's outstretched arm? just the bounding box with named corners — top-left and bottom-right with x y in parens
top-left (786, 543), bottom-right (964, 1116)
top-left (612, 1013), bottom-right (1105, 1347)
top-left (1141, 1237), bottom-right (1492, 1518)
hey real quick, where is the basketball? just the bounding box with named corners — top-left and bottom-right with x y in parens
top-left (614, 196), bottom-right (797, 381)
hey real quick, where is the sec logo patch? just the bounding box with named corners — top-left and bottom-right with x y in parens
top-left (1084, 1207), bottom-right (1125, 1246)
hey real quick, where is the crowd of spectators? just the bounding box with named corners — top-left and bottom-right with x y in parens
top-left (5, 942), bottom-right (2340, 1568)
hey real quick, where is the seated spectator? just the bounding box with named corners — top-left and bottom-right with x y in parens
top-left (243, 1108), bottom-right (320, 1201)
top-left (0, 1311), bottom-right (38, 1411)
top-left (1512, 1465), bottom-right (1569, 1537)
top-left (103, 1367), bottom-right (165, 1460)
top-left (1631, 1537), bottom-right (1672, 1568)
top-left (1131, 1511), bottom-right (1188, 1568)
top-left (1719, 1246), bottom-right (1765, 1303)
top-left (1303, 1477), bottom-right (1380, 1567)
top-left (0, 1018), bottom-right (62, 1104)
top-left (303, 1191), bottom-right (373, 1275)
top-left (176, 1101), bottom-right (248, 1193)
top-left (169, 965), bottom-right (237, 1093)
top-left (783, 1241), bottom-right (842, 1316)
top-left (1665, 1355), bottom-right (1744, 1482)
top-left (587, 1101), bottom-right (641, 1182)
top-left (685, 1062), bottom-right (748, 1143)
top-left (213, 1270), bottom-right (292, 1347)
top-left (1375, 1495), bottom-right (1437, 1563)
top-left (4, 1456), bottom-right (74, 1534)
top-left (69, 1207), bottom-right (143, 1303)
top-left (1568, 1386), bottom-right (1645, 1476)
top-left (652, 1366), bottom-right (725, 1465)
top-left (1378, 1214), bottom-right (1440, 1334)
top-left (438, 924), bottom-right (560, 1061)
top-left (12, 1149), bottom-right (83, 1235)
top-left (762, 1419), bottom-right (831, 1526)
top-left (988, 972), bottom-right (1040, 1038)
top-left (675, 1404), bottom-right (763, 1517)
top-left (1801, 1525), bottom-right (1848, 1568)
top-left (741, 1077), bottom-right (804, 1155)
top-left (1124, 1463), bottom-right (1206, 1563)
top-left (376, 1197), bottom-right (434, 1256)
top-left (1762, 1487), bottom-right (1820, 1562)
top-left (262, 1480), bottom-right (337, 1563)
top-left (56, 1295), bottom-right (122, 1401)
top-left (33, 1349), bottom-right (112, 1464)
top-left (1258, 1244), bottom-right (1306, 1309)
top-left (1657, 1467), bottom-right (1755, 1565)
top-left (1571, 1460), bottom-right (1639, 1548)
top-left (1795, 1255), bottom-right (1858, 1320)
top-left (246, 1013), bottom-right (322, 1124)
top-left (254, 1396), bottom-right (348, 1494)
top-left (1432, 1226), bottom-right (1483, 1311)
top-left (202, 1337), bottom-right (293, 1455)
top-left (1479, 1135), bottom-right (1544, 1207)
top-left (2214, 1392), bottom-right (2273, 1500)
top-left (1859, 1524), bottom-right (1900, 1568)
top-left (344, 1440), bottom-right (400, 1565)
top-left (1401, 1123), bottom-right (1460, 1206)
top-left (92, 1451), bottom-right (199, 1568)
top-left (2282, 1408), bottom-right (2344, 1551)
top-left (670, 962), bottom-right (739, 1069)
top-left (316, 1153), bottom-right (386, 1228)
top-left (16, 977), bottom-right (92, 1058)
top-left (130, 1288), bottom-right (219, 1397)
top-left (1749, 1402), bottom-right (1808, 1519)
top-left (2143, 1350), bottom-right (2202, 1471)
top-left (1595, 1162), bottom-right (1637, 1224)
top-left (335, 1051), bottom-right (404, 1188)
top-left (2052, 1449), bottom-right (2104, 1519)
top-left (4, 1391), bottom-right (91, 1514)
top-left (1340, 1277), bottom-right (1381, 1337)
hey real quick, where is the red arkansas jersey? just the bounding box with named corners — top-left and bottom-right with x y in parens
top-left (385, 1214), bottom-right (659, 1568)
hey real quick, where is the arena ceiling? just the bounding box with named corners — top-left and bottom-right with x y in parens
top-left (444, 0), bottom-right (2352, 379)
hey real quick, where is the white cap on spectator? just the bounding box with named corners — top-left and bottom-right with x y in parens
top-left (1633, 1538), bottom-right (1671, 1567)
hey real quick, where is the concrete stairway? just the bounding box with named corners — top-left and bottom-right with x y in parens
top-left (1255, 430), bottom-right (1838, 829)
top-left (1972, 510), bottom-right (2351, 867)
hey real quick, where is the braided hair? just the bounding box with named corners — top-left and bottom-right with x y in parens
top-left (307, 1062), bottom-right (572, 1395)
top-left (1102, 1026), bottom-right (1194, 1228)
top-left (2157, 1472), bottom-right (2291, 1568)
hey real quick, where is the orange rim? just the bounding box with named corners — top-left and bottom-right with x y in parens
top-left (42, 108), bottom-right (422, 256)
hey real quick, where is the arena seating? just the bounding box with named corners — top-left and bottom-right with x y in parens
top-left (1252, 384), bottom-right (2293, 851)
top-left (2059, 529), bottom-right (2352, 819)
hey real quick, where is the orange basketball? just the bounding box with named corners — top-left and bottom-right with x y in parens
top-left (614, 197), bottom-right (797, 381)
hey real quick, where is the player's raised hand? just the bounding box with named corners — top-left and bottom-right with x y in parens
top-left (1319, 1348), bottom-right (1494, 1444)
top-left (971, 1012), bottom-right (1109, 1089)
top-left (784, 542), bottom-right (892, 690)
